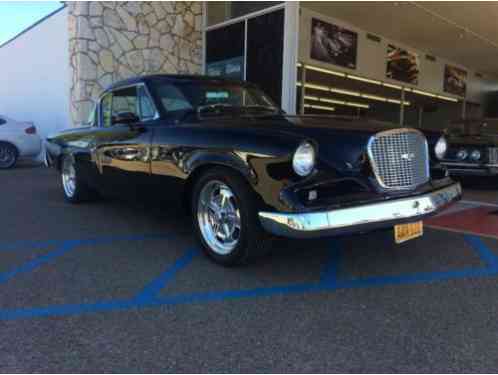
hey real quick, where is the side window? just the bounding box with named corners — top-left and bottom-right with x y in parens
top-left (157, 84), bottom-right (192, 112)
top-left (101, 93), bottom-right (113, 128)
top-left (112, 86), bottom-right (139, 119)
top-left (87, 104), bottom-right (97, 126)
top-left (0, 118), bottom-right (6, 126)
top-left (138, 86), bottom-right (156, 120)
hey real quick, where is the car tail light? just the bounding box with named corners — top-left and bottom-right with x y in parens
top-left (25, 126), bottom-right (37, 134)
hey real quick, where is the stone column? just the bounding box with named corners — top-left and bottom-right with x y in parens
top-left (68, 1), bottom-right (203, 125)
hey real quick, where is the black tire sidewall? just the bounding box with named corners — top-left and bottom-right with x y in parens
top-left (191, 168), bottom-right (259, 266)
top-left (0, 143), bottom-right (18, 169)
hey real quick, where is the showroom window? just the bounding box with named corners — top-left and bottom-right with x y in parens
top-left (206, 1), bottom-right (282, 27)
top-left (296, 63), bottom-right (463, 130)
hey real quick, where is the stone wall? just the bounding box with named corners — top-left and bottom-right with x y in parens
top-left (68, 1), bottom-right (203, 124)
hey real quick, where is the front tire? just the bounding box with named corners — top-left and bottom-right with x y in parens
top-left (60, 155), bottom-right (97, 203)
top-left (192, 167), bottom-right (270, 266)
top-left (0, 142), bottom-right (18, 169)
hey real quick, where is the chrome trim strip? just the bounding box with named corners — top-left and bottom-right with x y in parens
top-left (259, 183), bottom-right (462, 239)
top-left (441, 162), bottom-right (498, 167)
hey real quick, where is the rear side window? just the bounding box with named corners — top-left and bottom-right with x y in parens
top-left (0, 118), bottom-right (6, 126)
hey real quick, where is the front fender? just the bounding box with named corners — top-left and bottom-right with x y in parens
top-left (185, 150), bottom-right (256, 184)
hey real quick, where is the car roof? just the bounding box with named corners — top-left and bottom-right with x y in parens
top-left (105, 74), bottom-right (252, 92)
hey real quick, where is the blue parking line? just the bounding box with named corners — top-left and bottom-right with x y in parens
top-left (133, 247), bottom-right (199, 302)
top-left (0, 241), bottom-right (78, 284)
top-left (320, 243), bottom-right (342, 285)
top-left (464, 235), bottom-right (498, 269)
top-left (0, 232), bottom-right (497, 320)
top-left (0, 234), bottom-right (171, 252)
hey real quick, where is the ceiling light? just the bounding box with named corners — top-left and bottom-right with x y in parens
top-left (304, 95), bottom-right (319, 101)
top-left (305, 83), bottom-right (330, 91)
top-left (348, 75), bottom-right (382, 85)
top-left (305, 95), bottom-right (370, 109)
top-left (304, 104), bottom-right (336, 112)
top-left (437, 95), bottom-right (459, 102)
top-left (361, 94), bottom-right (387, 102)
top-left (330, 88), bottom-right (361, 96)
top-left (383, 82), bottom-right (403, 90)
top-left (412, 89), bottom-right (438, 98)
top-left (305, 65), bottom-right (346, 77)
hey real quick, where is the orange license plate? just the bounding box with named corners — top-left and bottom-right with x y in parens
top-left (394, 221), bottom-right (423, 244)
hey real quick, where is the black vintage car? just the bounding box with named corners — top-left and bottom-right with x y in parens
top-left (46, 75), bottom-right (461, 266)
top-left (441, 118), bottom-right (498, 177)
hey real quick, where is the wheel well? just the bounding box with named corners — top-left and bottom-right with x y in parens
top-left (182, 164), bottom-right (254, 213)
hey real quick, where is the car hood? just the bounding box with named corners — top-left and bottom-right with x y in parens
top-left (204, 115), bottom-right (433, 173)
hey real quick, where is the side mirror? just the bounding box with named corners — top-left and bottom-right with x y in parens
top-left (112, 112), bottom-right (139, 125)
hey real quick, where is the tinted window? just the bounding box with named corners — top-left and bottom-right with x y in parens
top-left (0, 118), bottom-right (6, 126)
top-left (86, 104), bottom-right (97, 126)
top-left (112, 86), bottom-right (139, 118)
top-left (138, 85), bottom-right (157, 119)
top-left (151, 81), bottom-right (278, 120)
top-left (101, 93), bottom-right (113, 127)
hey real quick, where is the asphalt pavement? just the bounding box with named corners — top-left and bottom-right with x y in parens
top-left (1, 164), bottom-right (498, 372)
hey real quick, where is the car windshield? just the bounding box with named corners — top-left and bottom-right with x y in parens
top-left (150, 80), bottom-right (280, 120)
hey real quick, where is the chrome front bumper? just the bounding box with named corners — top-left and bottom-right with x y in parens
top-left (259, 182), bottom-right (462, 239)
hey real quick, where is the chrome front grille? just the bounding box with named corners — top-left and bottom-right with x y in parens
top-left (367, 129), bottom-right (429, 190)
top-left (489, 147), bottom-right (498, 164)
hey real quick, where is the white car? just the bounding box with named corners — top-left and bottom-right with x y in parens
top-left (0, 115), bottom-right (41, 169)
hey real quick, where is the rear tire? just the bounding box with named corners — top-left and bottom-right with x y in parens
top-left (0, 142), bottom-right (18, 169)
top-left (191, 167), bottom-right (270, 266)
top-left (60, 155), bottom-right (98, 203)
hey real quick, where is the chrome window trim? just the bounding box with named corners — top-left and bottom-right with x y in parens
top-left (366, 128), bottom-right (430, 191)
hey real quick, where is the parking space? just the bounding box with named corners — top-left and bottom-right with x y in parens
top-left (2, 166), bottom-right (498, 372)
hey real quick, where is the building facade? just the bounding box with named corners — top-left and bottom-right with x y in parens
top-left (1, 1), bottom-right (498, 141)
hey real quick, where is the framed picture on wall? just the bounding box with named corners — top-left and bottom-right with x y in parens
top-left (444, 64), bottom-right (467, 97)
top-left (386, 44), bottom-right (420, 85)
top-left (310, 18), bottom-right (358, 69)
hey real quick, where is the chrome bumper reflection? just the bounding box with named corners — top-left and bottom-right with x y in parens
top-left (259, 182), bottom-right (462, 239)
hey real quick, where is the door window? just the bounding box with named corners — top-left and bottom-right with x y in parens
top-left (101, 93), bottom-right (113, 128)
top-left (100, 85), bottom-right (158, 127)
top-left (112, 86), bottom-right (139, 120)
top-left (138, 85), bottom-right (156, 120)
top-left (0, 117), bottom-right (6, 126)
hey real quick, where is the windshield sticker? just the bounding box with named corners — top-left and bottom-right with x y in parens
top-left (206, 92), bottom-right (229, 100)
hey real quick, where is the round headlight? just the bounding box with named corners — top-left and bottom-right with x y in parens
top-left (434, 136), bottom-right (448, 160)
top-left (470, 149), bottom-right (481, 161)
top-left (293, 142), bottom-right (315, 177)
top-left (456, 149), bottom-right (468, 160)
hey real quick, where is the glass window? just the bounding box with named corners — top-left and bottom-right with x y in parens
top-left (151, 81), bottom-right (278, 120)
top-left (101, 93), bottom-right (113, 128)
top-left (138, 85), bottom-right (157, 119)
top-left (0, 117), bottom-right (6, 126)
top-left (86, 104), bottom-right (97, 126)
top-left (112, 86), bottom-right (139, 117)
top-left (207, 1), bottom-right (282, 27)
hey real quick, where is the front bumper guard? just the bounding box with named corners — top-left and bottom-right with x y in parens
top-left (259, 182), bottom-right (462, 239)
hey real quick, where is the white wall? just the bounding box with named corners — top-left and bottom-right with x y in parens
top-left (0, 7), bottom-right (70, 142)
top-left (299, 7), bottom-right (497, 105)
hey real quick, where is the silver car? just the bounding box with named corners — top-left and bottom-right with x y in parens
top-left (0, 115), bottom-right (41, 169)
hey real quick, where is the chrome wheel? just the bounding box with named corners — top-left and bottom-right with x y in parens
top-left (61, 157), bottom-right (77, 198)
top-left (197, 180), bottom-right (241, 255)
top-left (0, 144), bottom-right (16, 168)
